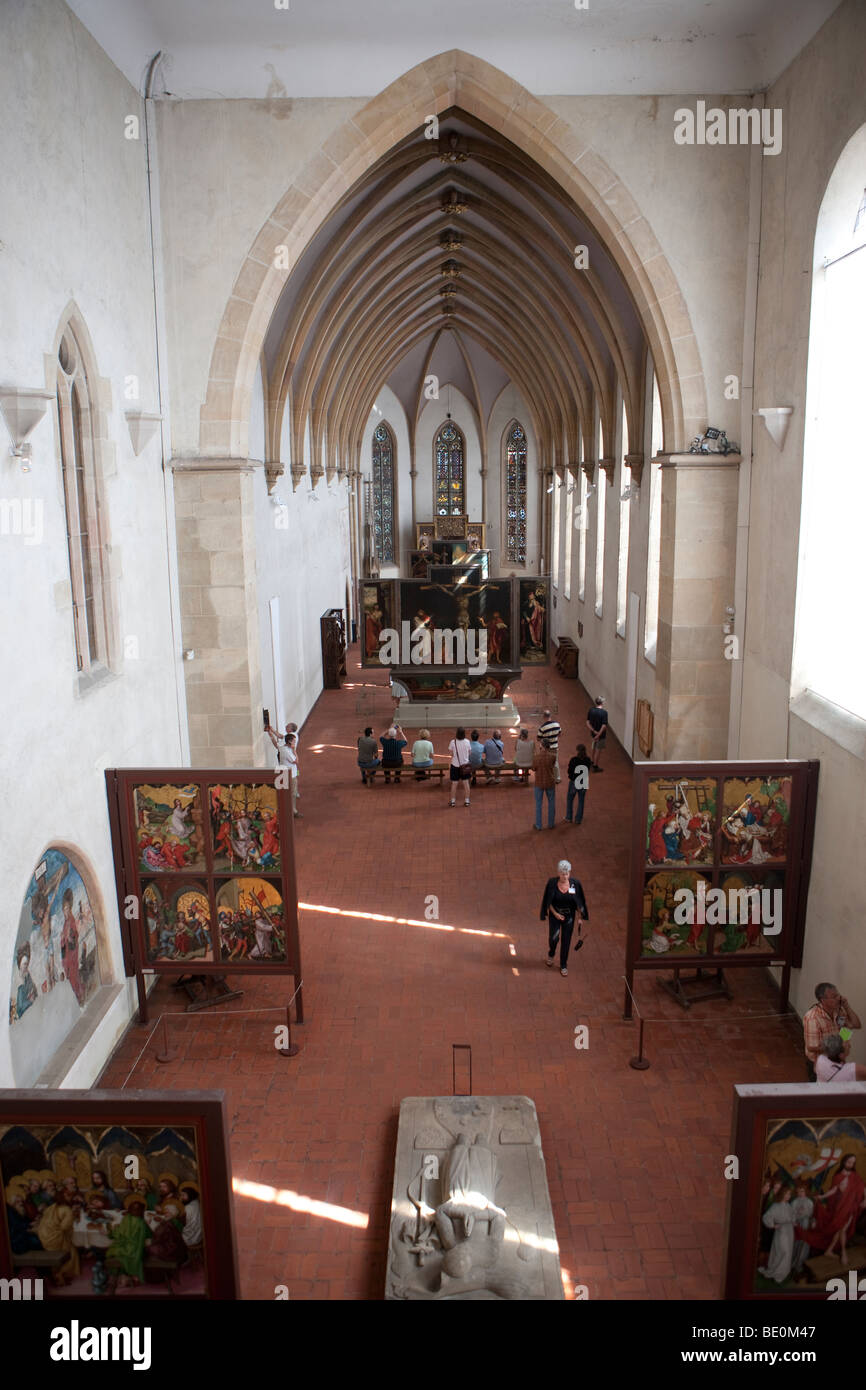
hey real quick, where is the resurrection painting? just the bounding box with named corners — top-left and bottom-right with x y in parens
top-left (132, 783), bottom-right (205, 874)
top-left (724, 1087), bottom-right (866, 1299)
top-left (640, 870), bottom-right (711, 957)
top-left (141, 881), bottom-right (212, 964)
top-left (208, 783), bottom-right (281, 873)
top-left (216, 877), bottom-right (287, 963)
top-left (518, 579), bottom-right (548, 663)
top-left (721, 776), bottom-right (792, 865)
top-left (645, 777), bottom-right (716, 866)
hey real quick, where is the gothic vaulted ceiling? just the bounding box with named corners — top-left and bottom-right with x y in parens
top-left (262, 112), bottom-right (648, 479)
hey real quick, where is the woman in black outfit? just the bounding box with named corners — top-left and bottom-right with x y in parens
top-left (540, 858), bottom-right (589, 976)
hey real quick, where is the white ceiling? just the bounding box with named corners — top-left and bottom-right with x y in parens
top-left (65, 0), bottom-right (841, 99)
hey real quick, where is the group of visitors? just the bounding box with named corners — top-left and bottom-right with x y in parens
top-left (802, 982), bottom-right (864, 1082)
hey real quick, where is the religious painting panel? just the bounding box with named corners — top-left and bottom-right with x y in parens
top-left (407, 549), bottom-right (430, 578)
top-left (398, 577), bottom-right (514, 667)
top-left (721, 776), bottom-right (792, 866)
top-left (712, 869), bottom-right (786, 959)
top-left (207, 782), bottom-right (280, 874)
top-left (215, 877), bottom-right (287, 964)
top-left (105, 769), bottom-right (302, 1015)
top-left (465, 523), bottom-right (486, 551)
top-left (518, 578), bottom-right (550, 664)
top-left (645, 776), bottom-right (716, 866)
top-left (641, 870), bottom-right (712, 958)
top-left (0, 1091), bottom-right (238, 1298)
top-left (10, 848), bottom-right (104, 1089)
top-left (140, 880), bottom-right (212, 965)
top-left (359, 580), bottom-right (396, 667)
top-left (626, 762), bottom-right (819, 1002)
top-left (131, 783), bottom-right (205, 874)
top-left (415, 523), bottom-right (435, 550)
top-left (723, 1085), bottom-right (866, 1299)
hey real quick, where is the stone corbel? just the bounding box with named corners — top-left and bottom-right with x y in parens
top-left (581, 459), bottom-right (596, 486)
top-left (566, 460), bottom-right (581, 483)
top-left (290, 460), bottom-right (307, 491)
top-left (625, 452), bottom-right (644, 489)
top-left (265, 461), bottom-right (285, 493)
top-left (599, 457), bottom-right (615, 486)
top-left (554, 464), bottom-right (566, 483)
top-left (125, 410), bottom-right (162, 457)
top-left (309, 461), bottom-right (324, 487)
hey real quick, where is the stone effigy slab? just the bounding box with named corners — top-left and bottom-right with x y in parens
top-left (386, 1096), bottom-right (563, 1300)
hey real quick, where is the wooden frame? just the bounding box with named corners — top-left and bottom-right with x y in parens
top-left (434, 513), bottom-right (468, 539)
top-left (624, 760), bottom-right (819, 1016)
top-left (105, 769), bottom-right (302, 1024)
top-left (636, 698), bottom-right (654, 756)
top-left (415, 522), bottom-right (435, 548)
top-left (0, 1089), bottom-right (239, 1299)
top-left (723, 1083), bottom-right (866, 1300)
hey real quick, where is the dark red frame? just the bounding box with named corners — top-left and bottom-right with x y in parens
top-left (624, 760), bottom-right (819, 1015)
top-left (0, 1089), bottom-right (239, 1299)
top-left (105, 769), bottom-right (303, 1024)
top-left (722, 1082), bottom-right (866, 1300)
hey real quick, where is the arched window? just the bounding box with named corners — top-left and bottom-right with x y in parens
top-left (504, 421), bottom-right (527, 564)
top-left (435, 420), bottom-right (465, 515)
top-left (56, 324), bottom-right (110, 676)
top-left (794, 125), bottom-right (866, 718)
top-left (372, 422), bottom-right (395, 564)
top-left (644, 372), bottom-right (663, 662)
top-left (594, 416), bottom-right (606, 618)
top-left (577, 464), bottom-right (588, 601)
top-left (616, 398), bottom-right (631, 637)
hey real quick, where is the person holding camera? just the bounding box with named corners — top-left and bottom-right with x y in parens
top-left (540, 859), bottom-right (589, 977)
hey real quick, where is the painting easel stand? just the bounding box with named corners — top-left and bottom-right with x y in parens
top-left (659, 967), bottom-right (733, 1011)
top-left (174, 974), bottom-right (244, 1012)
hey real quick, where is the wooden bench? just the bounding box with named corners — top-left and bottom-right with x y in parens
top-left (362, 766), bottom-right (446, 783)
top-left (12, 1250), bottom-right (67, 1270)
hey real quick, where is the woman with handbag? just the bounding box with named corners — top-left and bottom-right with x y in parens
top-left (539, 859), bottom-right (589, 977)
top-left (448, 726), bottom-right (473, 808)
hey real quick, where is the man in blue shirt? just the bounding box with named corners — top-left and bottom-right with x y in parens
top-left (468, 730), bottom-right (485, 786)
top-left (586, 696), bottom-right (609, 772)
top-left (380, 724), bottom-right (407, 783)
top-left (483, 730), bottom-right (505, 783)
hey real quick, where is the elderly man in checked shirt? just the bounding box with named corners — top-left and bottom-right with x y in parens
top-left (537, 708), bottom-right (561, 784)
top-left (803, 982), bottom-right (861, 1081)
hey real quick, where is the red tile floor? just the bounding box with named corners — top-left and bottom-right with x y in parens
top-left (98, 649), bottom-right (806, 1300)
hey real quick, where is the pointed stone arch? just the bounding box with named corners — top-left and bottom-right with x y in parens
top-left (200, 50), bottom-right (705, 463)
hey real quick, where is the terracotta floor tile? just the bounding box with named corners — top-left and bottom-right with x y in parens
top-left (96, 648), bottom-right (807, 1298)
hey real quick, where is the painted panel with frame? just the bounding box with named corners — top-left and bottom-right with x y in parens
top-left (104, 768), bottom-right (302, 1023)
top-left (624, 761), bottom-right (819, 1015)
top-left (359, 579), bottom-right (397, 667)
top-left (723, 1083), bottom-right (866, 1300)
top-left (0, 1089), bottom-right (239, 1299)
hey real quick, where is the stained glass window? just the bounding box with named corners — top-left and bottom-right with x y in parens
top-left (435, 421), bottom-right (465, 515)
top-left (505, 421), bottom-right (527, 564)
top-left (372, 422), bottom-right (395, 563)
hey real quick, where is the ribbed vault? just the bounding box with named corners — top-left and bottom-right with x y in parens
top-left (262, 110), bottom-right (651, 490)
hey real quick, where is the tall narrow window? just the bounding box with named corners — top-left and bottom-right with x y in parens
top-left (795, 130), bottom-right (866, 719)
top-left (552, 475), bottom-right (561, 590)
top-left (577, 466), bottom-right (588, 601)
top-left (644, 374), bottom-right (664, 662)
top-left (616, 400), bottom-right (631, 637)
top-left (435, 421), bottom-right (465, 515)
top-left (372, 422), bottom-right (395, 563)
top-left (564, 471), bottom-right (574, 599)
top-left (56, 327), bottom-right (109, 675)
top-left (594, 422), bottom-right (606, 618)
top-left (504, 421), bottom-right (527, 563)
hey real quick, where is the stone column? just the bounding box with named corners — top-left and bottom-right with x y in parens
top-left (172, 460), bottom-right (264, 767)
top-left (654, 454), bottom-right (740, 760)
